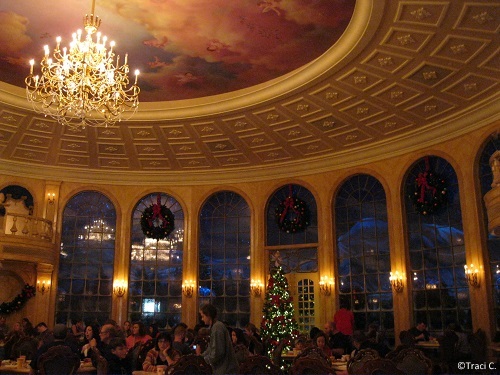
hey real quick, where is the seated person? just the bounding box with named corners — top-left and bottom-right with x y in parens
top-left (107, 338), bottom-right (132, 375)
top-left (408, 322), bottom-right (431, 342)
top-left (314, 331), bottom-right (332, 357)
top-left (324, 321), bottom-right (351, 358)
top-left (294, 335), bottom-right (307, 352)
top-left (142, 332), bottom-right (180, 372)
top-left (350, 330), bottom-right (377, 357)
top-left (230, 328), bottom-right (250, 364)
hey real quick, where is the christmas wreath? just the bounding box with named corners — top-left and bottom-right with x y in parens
top-left (275, 195), bottom-right (310, 233)
top-left (409, 170), bottom-right (447, 215)
top-left (140, 195), bottom-right (175, 240)
top-left (0, 284), bottom-right (36, 315)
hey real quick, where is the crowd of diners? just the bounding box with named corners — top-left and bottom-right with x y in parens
top-left (0, 304), bottom-right (473, 375)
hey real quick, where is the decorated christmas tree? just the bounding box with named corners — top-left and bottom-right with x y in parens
top-left (260, 253), bottom-right (299, 357)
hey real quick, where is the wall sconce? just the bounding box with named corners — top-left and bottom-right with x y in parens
top-left (47, 193), bottom-right (56, 205)
top-left (319, 276), bottom-right (334, 296)
top-left (113, 280), bottom-right (127, 297)
top-left (389, 271), bottom-right (404, 293)
top-left (37, 280), bottom-right (51, 295)
top-left (182, 280), bottom-right (195, 297)
top-left (250, 279), bottom-right (263, 297)
top-left (464, 264), bottom-right (480, 287)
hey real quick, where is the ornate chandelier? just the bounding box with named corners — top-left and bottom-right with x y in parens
top-left (25, 0), bottom-right (140, 129)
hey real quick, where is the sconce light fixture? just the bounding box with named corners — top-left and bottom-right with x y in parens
top-left (464, 264), bottom-right (480, 287)
top-left (182, 280), bottom-right (195, 297)
top-left (47, 193), bottom-right (56, 205)
top-left (319, 276), bottom-right (334, 296)
top-left (37, 280), bottom-right (51, 295)
top-left (113, 280), bottom-right (127, 297)
top-left (389, 271), bottom-right (404, 293)
top-left (250, 279), bottom-right (263, 297)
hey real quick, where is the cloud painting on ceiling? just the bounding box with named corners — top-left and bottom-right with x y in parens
top-left (0, 0), bottom-right (355, 102)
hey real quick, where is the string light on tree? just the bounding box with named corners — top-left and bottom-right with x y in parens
top-left (260, 252), bottom-right (299, 360)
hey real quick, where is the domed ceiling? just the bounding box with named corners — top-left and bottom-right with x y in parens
top-left (1, 0), bottom-right (355, 101)
top-left (0, 0), bottom-right (498, 184)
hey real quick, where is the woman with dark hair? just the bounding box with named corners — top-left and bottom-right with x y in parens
top-left (80, 324), bottom-right (101, 359)
top-left (230, 327), bottom-right (250, 364)
top-left (314, 331), bottom-right (332, 357)
top-left (196, 304), bottom-right (239, 375)
top-left (142, 331), bottom-right (180, 372)
top-left (149, 322), bottom-right (159, 339)
top-left (122, 321), bottom-right (132, 338)
top-left (125, 321), bottom-right (152, 349)
top-left (21, 318), bottom-right (35, 337)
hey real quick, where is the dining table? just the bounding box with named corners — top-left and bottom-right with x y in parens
top-left (331, 358), bottom-right (348, 374)
top-left (0, 360), bottom-right (97, 374)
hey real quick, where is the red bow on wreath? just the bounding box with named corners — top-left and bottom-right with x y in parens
top-left (279, 196), bottom-right (299, 223)
top-left (416, 171), bottom-right (436, 203)
top-left (149, 194), bottom-right (167, 228)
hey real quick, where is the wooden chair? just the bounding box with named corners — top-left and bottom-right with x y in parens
top-left (167, 354), bottom-right (213, 375)
top-left (95, 353), bottom-right (108, 375)
top-left (391, 347), bottom-right (432, 375)
top-left (137, 338), bottom-right (156, 369)
top-left (469, 329), bottom-right (487, 363)
top-left (288, 357), bottom-right (335, 375)
top-left (294, 346), bottom-right (332, 367)
top-left (347, 349), bottom-right (380, 374)
top-left (438, 330), bottom-right (458, 374)
top-left (11, 336), bottom-right (38, 360)
top-left (271, 339), bottom-right (288, 368)
top-left (37, 345), bottom-right (81, 375)
top-left (358, 358), bottom-right (405, 375)
top-left (238, 354), bottom-right (283, 375)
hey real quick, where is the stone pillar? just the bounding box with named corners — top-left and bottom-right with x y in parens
top-left (34, 263), bottom-right (54, 325)
top-left (485, 150), bottom-right (500, 236)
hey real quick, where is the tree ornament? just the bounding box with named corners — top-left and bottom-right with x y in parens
top-left (140, 194), bottom-right (175, 240)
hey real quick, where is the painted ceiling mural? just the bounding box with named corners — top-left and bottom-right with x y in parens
top-left (0, 0), bottom-right (355, 102)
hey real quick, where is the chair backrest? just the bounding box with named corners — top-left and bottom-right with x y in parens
top-left (95, 354), bottom-right (108, 375)
top-left (294, 347), bottom-right (331, 367)
top-left (167, 354), bottom-right (213, 375)
top-left (359, 358), bottom-right (405, 375)
top-left (137, 338), bottom-right (156, 369)
top-left (238, 354), bottom-right (283, 375)
top-left (391, 347), bottom-right (432, 375)
top-left (272, 339), bottom-right (288, 368)
top-left (347, 348), bottom-right (380, 374)
top-left (11, 336), bottom-right (38, 360)
top-left (288, 357), bottom-right (335, 375)
top-left (126, 340), bottom-right (146, 370)
top-left (38, 345), bottom-right (80, 375)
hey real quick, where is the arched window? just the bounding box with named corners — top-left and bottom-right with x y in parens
top-left (404, 156), bottom-right (470, 334)
top-left (57, 191), bottom-right (116, 325)
top-left (266, 184), bottom-right (318, 333)
top-left (478, 136), bottom-right (500, 336)
top-left (199, 191), bottom-right (250, 327)
top-left (130, 193), bottom-right (184, 328)
top-left (334, 174), bottom-right (393, 333)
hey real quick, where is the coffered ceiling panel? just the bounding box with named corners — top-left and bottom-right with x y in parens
top-left (0, 0), bottom-right (497, 184)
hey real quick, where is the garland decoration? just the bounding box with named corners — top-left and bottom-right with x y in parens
top-left (275, 185), bottom-right (310, 233)
top-left (0, 284), bottom-right (36, 315)
top-left (140, 194), bottom-right (175, 240)
top-left (409, 157), bottom-right (447, 215)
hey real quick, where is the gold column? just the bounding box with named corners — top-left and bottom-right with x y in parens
top-left (34, 263), bottom-right (54, 325)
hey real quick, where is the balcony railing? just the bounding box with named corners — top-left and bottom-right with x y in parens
top-left (0, 213), bottom-right (53, 242)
